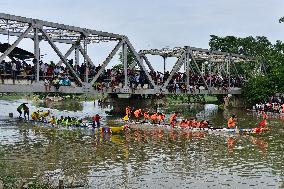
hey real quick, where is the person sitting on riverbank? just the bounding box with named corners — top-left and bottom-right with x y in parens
top-left (227, 114), bottom-right (237, 128)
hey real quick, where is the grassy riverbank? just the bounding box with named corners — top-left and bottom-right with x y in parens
top-left (167, 95), bottom-right (218, 105)
top-left (0, 93), bottom-right (104, 102)
top-left (0, 93), bottom-right (30, 101)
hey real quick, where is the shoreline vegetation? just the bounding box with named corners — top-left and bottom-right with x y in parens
top-left (0, 93), bottom-right (103, 102)
top-left (209, 35), bottom-right (284, 105)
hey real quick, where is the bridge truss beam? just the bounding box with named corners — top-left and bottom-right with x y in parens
top-left (0, 13), bottom-right (157, 92)
top-left (139, 46), bottom-right (254, 94)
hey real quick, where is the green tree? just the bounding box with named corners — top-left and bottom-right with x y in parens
top-left (118, 49), bottom-right (136, 66)
top-left (243, 76), bottom-right (274, 104)
top-left (209, 35), bottom-right (284, 104)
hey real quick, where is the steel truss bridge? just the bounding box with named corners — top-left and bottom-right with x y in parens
top-left (0, 13), bottom-right (253, 96)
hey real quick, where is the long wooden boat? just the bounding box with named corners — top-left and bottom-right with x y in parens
top-left (13, 118), bottom-right (269, 135)
top-left (15, 118), bottom-right (128, 134)
top-left (125, 122), bottom-right (270, 134)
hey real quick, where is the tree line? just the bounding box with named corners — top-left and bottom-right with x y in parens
top-left (209, 35), bottom-right (284, 105)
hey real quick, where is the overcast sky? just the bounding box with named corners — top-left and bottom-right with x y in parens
top-left (0, 0), bottom-right (284, 70)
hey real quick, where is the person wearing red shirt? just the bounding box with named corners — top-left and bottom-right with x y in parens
top-left (92, 114), bottom-right (102, 128)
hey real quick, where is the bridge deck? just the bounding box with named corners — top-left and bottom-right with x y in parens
top-left (0, 82), bottom-right (241, 95)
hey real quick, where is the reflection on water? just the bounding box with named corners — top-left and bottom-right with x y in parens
top-left (36, 100), bottom-right (83, 112)
top-left (0, 100), bottom-right (283, 188)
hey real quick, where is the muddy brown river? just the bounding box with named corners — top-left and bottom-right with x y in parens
top-left (0, 99), bottom-right (283, 188)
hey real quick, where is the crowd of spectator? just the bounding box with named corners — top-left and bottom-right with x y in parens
top-left (0, 59), bottom-right (35, 82)
top-left (150, 71), bottom-right (243, 93)
top-left (1, 58), bottom-right (244, 93)
top-left (0, 59), bottom-right (73, 89)
top-left (254, 95), bottom-right (284, 113)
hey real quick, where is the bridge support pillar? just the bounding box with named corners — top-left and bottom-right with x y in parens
top-left (224, 94), bottom-right (245, 108)
top-left (34, 27), bottom-right (40, 82)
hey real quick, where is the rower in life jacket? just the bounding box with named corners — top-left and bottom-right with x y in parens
top-left (31, 110), bottom-right (40, 121)
top-left (150, 113), bottom-right (158, 124)
top-left (134, 109), bottom-right (142, 122)
top-left (144, 111), bottom-right (150, 122)
top-left (123, 106), bottom-right (132, 122)
top-left (40, 110), bottom-right (50, 122)
top-left (179, 119), bottom-right (188, 128)
top-left (126, 106), bottom-right (131, 116)
top-left (258, 111), bottom-right (268, 128)
top-left (160, 113), bottom-right (165, 124)
top-left (227, 114), bottom-right (237, 128)
top-left (169, 112), bottom-right (178, 126)
top-left (49, 116), bottom-right (57, 124)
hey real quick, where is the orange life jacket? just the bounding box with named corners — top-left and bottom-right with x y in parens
top-left (144, 112), bottom-right (149, 119)
top-left (258, 120), bottom-right (267, 128)
top-left (151, 113), bottom-right (158, 121)
top-left (191, 120), bottom-right (197, 128)
top-left (227, 117), bottom-right (236, 128)
top-left (201, 121), bottom-right (208, 128)
top-left (180, 121), bottom-right (188, 128)
top-left (169, 113), bottom-right (177, 124)
top-left (157, 115), bottom-right (162, 121)
top-left (187, 120), bottom-right (192, 127)
top-left (196, 121), bottom-right (201, 128)
top-left (134, 110), bottom-right (141, 118)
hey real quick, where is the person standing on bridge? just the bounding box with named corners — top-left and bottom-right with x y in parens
top-left (44, 78), bottom-right (51, 92)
